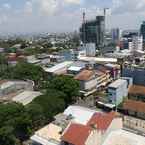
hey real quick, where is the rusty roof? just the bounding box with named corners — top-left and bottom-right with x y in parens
top-left (87, 112), bottom-right (116, 131)
top-left (74, 70), bottom-right (95, 81)
top-left (128, 85), bottom-right (145, 96)
top-left (123, 100), bottom-right (145, 113)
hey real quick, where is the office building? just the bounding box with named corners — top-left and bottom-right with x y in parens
top-left (140, 21), bottom-right (145, 46)
top-left (132, 35), bottom-right (143, 51)
top-left (80, 16), bottom-right (105, 48)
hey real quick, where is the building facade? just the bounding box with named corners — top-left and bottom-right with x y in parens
top-left (140, 21), bottom-right (145, 46)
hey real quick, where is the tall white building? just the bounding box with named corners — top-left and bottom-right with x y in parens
top-left (85, 43), bottom-right (96, 57)
top-left (132, 35), bottom-right (143, 51)
top-left (128, 41), bottom-right (133, 52)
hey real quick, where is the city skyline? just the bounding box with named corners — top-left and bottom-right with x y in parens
top-left (0, 0), bottom-right (145, 34)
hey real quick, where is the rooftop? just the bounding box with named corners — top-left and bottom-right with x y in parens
top-left (62, 111), bottom-right (118, 145)
top-left (31, 123), bottom-right (62, 145)
top-left (12, 91), bottom-right (42, 105)
top-left (78, 56), bottom-right (117, 63)
top-left (62, 123), bottom-right (91, 145)
top-left (74, 70), bottom-right (95, 81)
top-left (108, 79), bottom-right (127, 89)
top-left (102, 129), bottom-right (145, 145)
top-left (0, 81), bottom-right (15, 89)
top-left (63, 105), bottom-right (97, 125)
top-left (128, 85), bottom-right (145, 96)
top-left (43, 61), bottom-right (73, 73)
top-left (123, 99), bottom-right (145, 114)
top-left (68, 66), bottom-right (83, 72)
top-left (87, 112), bottom-right (117, 131)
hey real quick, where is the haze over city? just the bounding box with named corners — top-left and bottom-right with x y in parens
top-left (0, 0), bottom-right (145, 34)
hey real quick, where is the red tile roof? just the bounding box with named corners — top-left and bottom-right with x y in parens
top-left (87, 112), bottom-right (116, 131)
top-left (62, 112), bottom-right (117, 145)
top-left (62, 123), bottom-right (91, 145)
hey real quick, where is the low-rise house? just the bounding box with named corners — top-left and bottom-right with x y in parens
top-left (123, 99), bottom-right (145, 119)
top-left (30, 106), bottom-right (97, 145)
top-left (75, 69), bottom-right (111, 96)
top-left (108, 79), bottom-right (128, 105)
top-left (61, 112), bottom-right (122, 145)
top-left (30, 106), bottom-right (122, 145)
top-left (75, 69), bottom-right (98, 95)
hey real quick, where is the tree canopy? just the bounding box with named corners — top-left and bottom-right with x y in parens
top-left (49, 75), bottom-right (80, 104)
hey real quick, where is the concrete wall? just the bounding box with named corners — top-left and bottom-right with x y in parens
top-left (124, 115), bottom-right (145, 133)
top-left (79, 77), bottom-right (97, 91)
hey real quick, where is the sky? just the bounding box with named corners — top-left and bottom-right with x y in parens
top-left (0, 0), bottom-right (145, 34)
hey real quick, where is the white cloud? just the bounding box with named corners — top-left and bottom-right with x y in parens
top-left (64, 0), bottom-right (82, 5)
top-left (24, 1), bottom-right (33, 14)
top-left (1, 0), bottom-right (145, 34)
top-left (2, 3), bottom-right (11, 10)
top-left (112, 0), bottom-right (145, 14)
top-left (30, 0), bottom-right (59, 15)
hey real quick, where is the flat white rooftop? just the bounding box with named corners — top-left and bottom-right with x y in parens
top-left (64, 105), bottom-right (96, 125)
top-left (43, 61), bottom-right (73, 73)
top-left (78, 56), bottom-right (117, 63)
top-left (68, 66), bottom-right (83, 72)
top-left (102, 129), bottom-right (145, 145)
top-left (12, 91), bottom-right (42, 105)
top-left (108, 79), bottom-right (127, 89)
top-left (0, 81), bottom-right (15, 89)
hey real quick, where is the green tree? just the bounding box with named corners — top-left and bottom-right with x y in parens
top-left (49, 75), bottom-right (80, 104)
top-left (26, 103), bottom-right (45, 129)
top-left (33, 89), bottom-right (65, 120)
top-left (0, 126), bottom-right (20, 145)
top-left (2, 62), bottom-right (44, 88)
top-left (0, 103), bottom-right (32, 142)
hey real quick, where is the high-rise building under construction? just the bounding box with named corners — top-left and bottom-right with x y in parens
top-left (80, 15), bottom-right (105, 48)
